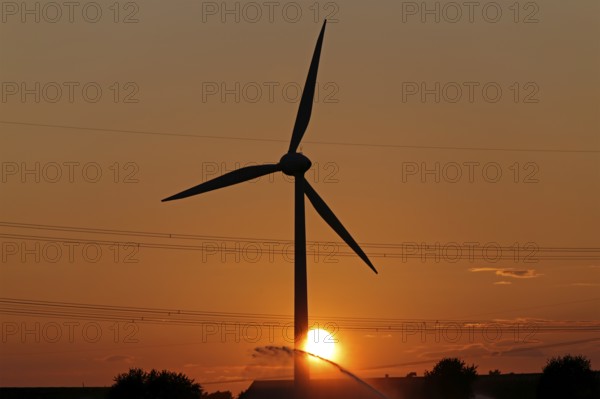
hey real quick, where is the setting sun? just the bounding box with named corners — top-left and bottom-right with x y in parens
top-left (305, 328), bottom-right (337, 361)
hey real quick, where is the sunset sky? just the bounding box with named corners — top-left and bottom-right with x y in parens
top-left (1, 0), bottom-right (599, 395)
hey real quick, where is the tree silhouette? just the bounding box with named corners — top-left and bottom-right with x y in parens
top-left (424, 357), bottom-right (478, 399)
top-left (537, 354), bottom-right (599, 399)
top-left (108, 368), bottom-right (202, 399)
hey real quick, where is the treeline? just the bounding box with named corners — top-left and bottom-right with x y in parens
top-left (415, 355), bottom-right (598, 399)
top-left (107, 354), bottom-right (599, 399)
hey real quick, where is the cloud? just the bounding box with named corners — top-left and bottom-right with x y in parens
top-left (99, 355), bottom-right (134, 363)
top-left (470, 267), bottom-right (499, 272)
top-left (414, 338), bottom-right (553, 360)
top-left (493, 338), bottom-right (540, 348)
top-left (501, 337), bottom-right (600, 357)
top-left (364, 333), bottom-right (393, 339)
top-left (497, 269), bottom-right (540, 278)
top-left (469, 267), bottom-right (542, 279)
top-left (501, 347), bottom-right (546, 357)
top-left (418, 343), bottom-right (499, 360)
top-left (192, 365), bottom-right (274, 385)
top-left (493, 281), bottom-right (512, 285)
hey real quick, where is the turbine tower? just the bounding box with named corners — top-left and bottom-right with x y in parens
top-left (162, 20), bottom-right (377, 397)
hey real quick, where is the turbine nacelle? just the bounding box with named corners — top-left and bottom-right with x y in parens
top-left (280, 152), bottom-right (312, 176)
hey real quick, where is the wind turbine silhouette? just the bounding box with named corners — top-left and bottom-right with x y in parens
top-left (162, 20), bottom-right (377, 396)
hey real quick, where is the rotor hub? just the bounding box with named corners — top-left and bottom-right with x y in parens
top-left (280, 153), bottom-right (312, 176)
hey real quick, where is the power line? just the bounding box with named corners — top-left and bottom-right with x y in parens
top-left (5, 297), bottom-right (598, 324)
top-left (1, 298), bottom-right (599, 333)
top-left (3, 221), bottom-right (600, 251)
top-left (2, 232), bottom-right (598, 261)
top-left (2, 121), bottom-right (598, 154)
top-left (1, 222), bottom-right (598, 261)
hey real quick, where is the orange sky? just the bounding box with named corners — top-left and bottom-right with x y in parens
top-left (1, 0), bottom-right (599, 395)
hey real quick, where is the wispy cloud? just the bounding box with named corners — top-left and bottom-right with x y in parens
top-left (493, 281), bottom-right (512, 285)
top-left (569, 283), bottom-right (600, 287)
top-left (418, 343), bottom-right (498, 360)
top-left (469, 267), bottom-right (542, 279)
top-left (98, 355), bottom-right (134, 363)
top-left (364, 333), bottom-right (393, 339)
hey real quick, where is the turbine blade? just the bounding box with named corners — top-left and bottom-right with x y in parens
top-left (288, 20), bottom-right (327, 154)
top-left (303, 178), bottom-right (378, 274)
top-left (162, 164), bottom-right (281, 202)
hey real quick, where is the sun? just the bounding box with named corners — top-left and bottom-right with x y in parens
top-left (304, 328), bottom-right (337, 361)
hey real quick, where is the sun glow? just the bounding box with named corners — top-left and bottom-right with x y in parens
top-left (305, 328), bottom-right (337, 361)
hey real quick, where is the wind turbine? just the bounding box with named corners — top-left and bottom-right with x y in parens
top-left (162, 20), bottom-right (377, 396)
